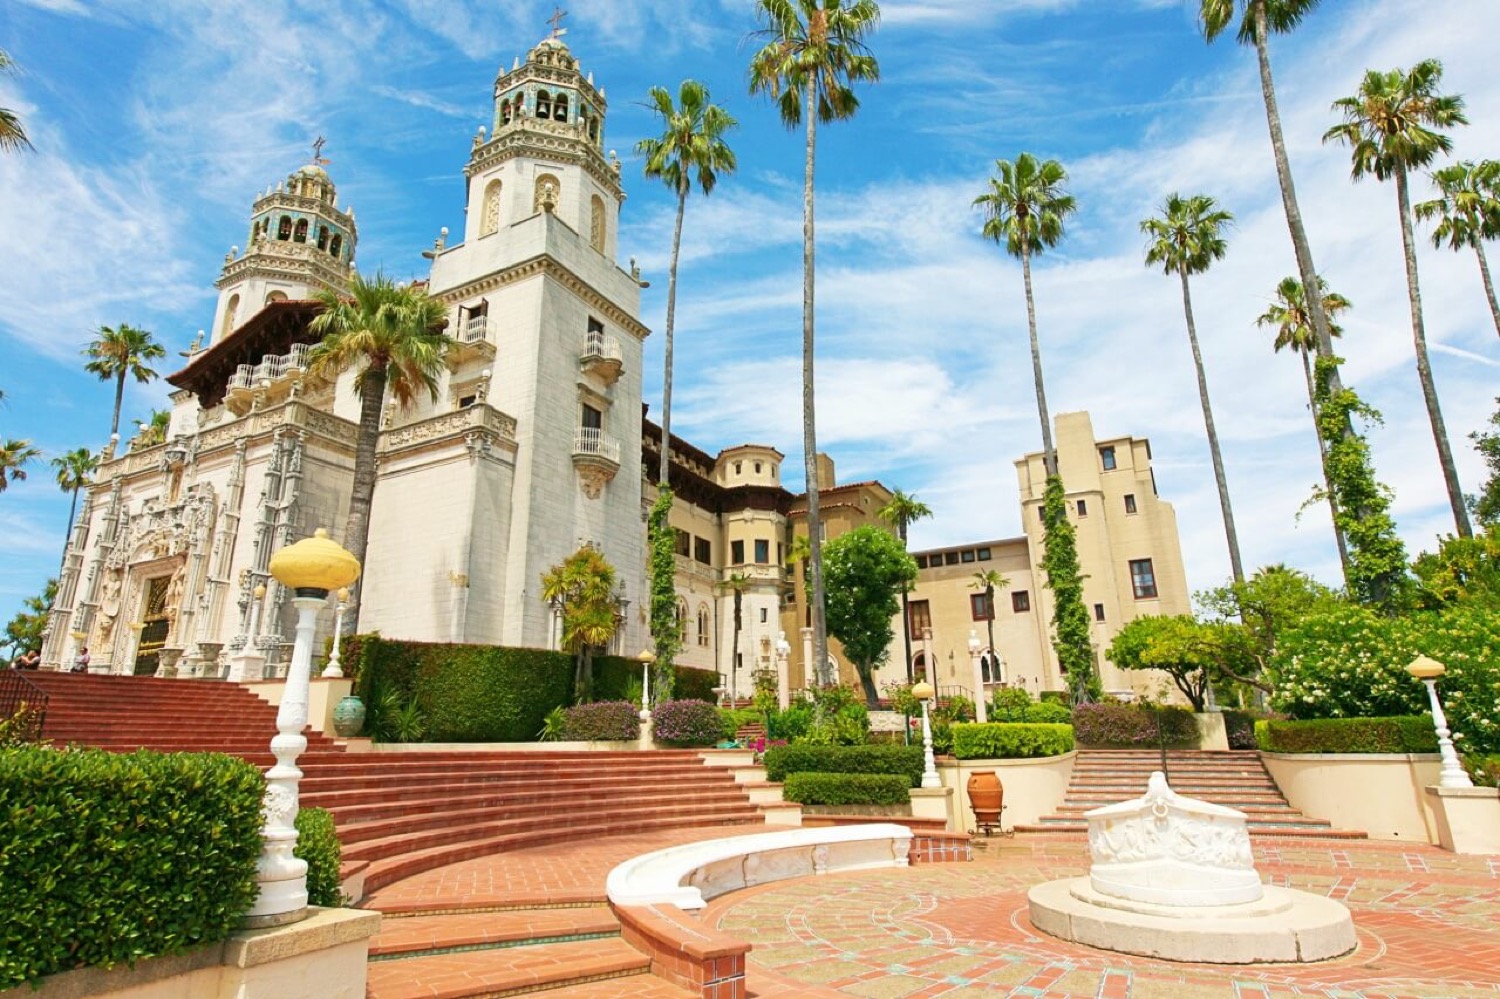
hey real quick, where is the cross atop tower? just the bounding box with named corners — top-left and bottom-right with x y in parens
top-left (547, 6), bottom-right (567, 38)
top-left (311, 135), bottom-right (329, 166)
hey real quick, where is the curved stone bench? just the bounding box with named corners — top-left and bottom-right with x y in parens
top-left (606, 823), bottom-right (913, 911)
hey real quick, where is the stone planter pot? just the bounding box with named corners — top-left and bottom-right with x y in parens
top-left (967, 770), bottom-right (1004, 826)
top-left (332, 695), bottom-right (367, 738)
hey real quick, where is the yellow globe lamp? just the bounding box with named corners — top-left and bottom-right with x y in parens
top-left (637, 648), bottom-right (656, 666)
top-left (1405, 655), bottom-right (1445, 681)
top-left (912, 680), bottom-right (935, 701)
top-left (268, 528), bottom-right (361, 596)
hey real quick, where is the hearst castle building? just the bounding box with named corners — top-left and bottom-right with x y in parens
top-left (42, 31), bottom-right (1191, 702)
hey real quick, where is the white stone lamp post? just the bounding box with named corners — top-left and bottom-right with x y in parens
top-left (968, 630), bottom-right (988, 724)
top-left (637, 649), bottom-right (655, 750)
top-left (774, 631), bottom-right (791, 710)
top-left (246, 528), bottom-right (360, 927)
top-left (320, 587), bottom-right (352, 678)
top-left (1406, 655), bottom-right (1474, 789)
top-left (912, 680), bottom-right (942, 789)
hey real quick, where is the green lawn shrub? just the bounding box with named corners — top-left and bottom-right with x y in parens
top-left (765, 699), bottom-right (815, 741)
top-left (1254, 716), bottom-right (1438, 754)
top-left (294, 807), bottom-right (344, 908)
top-left (1221, 709), bottom-right (1258, 750)
top-left (718, 708), bottom-right (764, 741)
top-left (561, 701), bottom-right (639, 742)
top-left (1039, 690), bottom-right (1070, 705)
top-left (763, 744), bottom-right (924, 787)
top-left (1021, 702), bottom-right (1073, 724)
top-left (0, 746), bottom-right (264, 989)
top-left (1071, 703), bottom-right (1198, 748)
top-left (950, 723), bottom-right (1075, 760)
top-left (782, 772), bottom-right (910, 806)
top-left (652, 699), bottom-right (722, 746)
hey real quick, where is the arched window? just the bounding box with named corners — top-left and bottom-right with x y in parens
top-left (587, 114), bottom-right (600, 143)
top-left (500, 99), bottom-right (512, 126)
top-left (329, 234), bottom-right (343, 259)
top-left (553, 93), bottom-right (569, 121)
top-left (481, 179), bottom-right (502, 236)
top-left (535, 90), bottom-right (552, 119)
top-left (221, 294), bottom-right (240, 340)
top-left (264, 291), bottom-right (288, 306)
top-left (912, 651), bottom-right (928, 683)
top-left (697, 606), bottom-right (710, 648)
top-left (277, 216), bottom-right (292, 240)
top-left (590, 195), bottom-right (605, 253)
top-left (675, 598), bottom-right (688, 637)
top-left (317, 225), bottom-right (330, 251)
top-left (293, 219), bottom-right (308, 243)
top-left (533, 173), bottom-right (560, 214)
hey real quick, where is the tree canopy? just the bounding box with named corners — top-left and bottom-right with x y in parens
top-left (822, 524), bottom-right (916, 707)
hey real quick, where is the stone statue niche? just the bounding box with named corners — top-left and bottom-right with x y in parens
top-left (1027, 771), bottom-right (1356, 964)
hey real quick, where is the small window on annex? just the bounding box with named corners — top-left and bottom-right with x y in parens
top-left (1094, 603), bottom-right (1106, 622)
top-left (1124, 494), bottom-right (1138, 515)
top-left (1012, 590), bottom-right (1031, 613)
top-left (731, 540), bottom-right (745, 565)
top-left (754, 539), bottom-right (770, 564)
top-left (970, 592), bottom-right (993, 621)
top-left (694, 537), bottom-right (711, 564)
top-left (590, 195), bottom-right (605, 252)
top-left (906, 600), bottom-right (932, 640)
top-left (1129, 558), bottom-right (1158, 599)
top-left (674, 529), bottom-right (691, 557)
top-left (1100, 446), bottom-right (1117, 471)
top-left (961, 549), bottom-right (976, 563)
top-left (697, 606), bottom-right (710, 647)
top-left (1076, 499), bottom-right (1088, 517)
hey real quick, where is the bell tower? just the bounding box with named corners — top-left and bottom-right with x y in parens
top-left (209, 155), bottom-right (358, 345)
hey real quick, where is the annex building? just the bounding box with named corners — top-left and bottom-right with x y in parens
top-left (40, 30), bottom-right (1190, 705)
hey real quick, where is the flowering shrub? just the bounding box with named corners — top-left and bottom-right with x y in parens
top-left (749, 736), bottom-right (788, 762)
top-left (1268, 603), bottom-right (1500, 754)
top-left (652, 699), bottom-right (723, 746)
top-left (1072, 702), bottom-right (1198, 748)
top-left (560, 700), bottom-right (639, 742)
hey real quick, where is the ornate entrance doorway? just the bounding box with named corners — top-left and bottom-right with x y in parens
top-left (133, 576), bottom-right (170, 676)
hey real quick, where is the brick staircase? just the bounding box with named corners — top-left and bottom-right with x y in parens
top-left (1016, 749), bottom-right (1366, 839)
top-left (24, 673), bottom-right (778, 896)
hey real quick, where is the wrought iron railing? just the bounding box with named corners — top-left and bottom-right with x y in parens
top-left (0, 669), bottom-right (48, 742)
top-left (464, 315), bottom-right (489, 342)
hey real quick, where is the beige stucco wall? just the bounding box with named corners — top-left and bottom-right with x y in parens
top-left (1261, 752), bottom-right (1442, 842)
top-left (246, 676), bottom-right (354, 736)
top-left (936, 752), bottom-right (1077, 832)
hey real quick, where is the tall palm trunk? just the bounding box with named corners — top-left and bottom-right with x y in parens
top-left (1020, 238), bottom-right (1056, 477)
top-left (1178, 266), bottom-right (1244, 582)
top-left (659, 183), bottom-right (689, 485)
top-left (898, 522), bottom-right (914, 684)
top-left (983, 584), bottom-right (997, 682)
top-left (59, 486), bottom-right (80, 568)
top-left (731, 591), bottom-right (742, 706)
top-left (110, 371), bottom-right (125, 440)
top-left (1299, 350), bottom-right (1352, 581)
top-left (1395, 166), bottom-right (1472, 537)
top-left (345, 363), bottom-right (388, 628)
top-left (1473, 241), bottom-right (1500, 338)
top-left (1252, 0), bottom-right (1339, 386)
top-left (800, 79), bottom-right (830, 687)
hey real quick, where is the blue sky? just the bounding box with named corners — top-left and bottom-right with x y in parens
top-left (2, 0), bottom-right (1499, 627)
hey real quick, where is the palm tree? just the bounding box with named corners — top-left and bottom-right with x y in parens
top-left (1256, 276), bottom-right (1352, 581)
top-left (137, 408), bottom-right (170, 446)
top-left (636, 80), bottom-right (738, 487)
top-left (0, 49), bottom-right (32, 153)
top-left (51, 446), bottom-right (97, 554)
top-left (0, 438), bottom-right (39, 494)
top-left (540, 546), bottom-right (620, 702)
top-left (1415, 160), bottom-right (1500, 338)
top-left (83, 324), bottom-right (166, 441)
top-left (306, 272), bottom-right (453, 620)
top-left (1325, 59), bottom-right (1472, 538)
top-left (722, 571), bottom-right (753, 704)
top-left (1200, 1), bottom-right (1342, 390)
top-left (975, 153), bottom-right (1076, 474)
top-left (749, 0), bottom-right (881, 689)
top-left (969, 568), bottom-right (1009, 683)
top-left (1141, 193), bottom-right (1244, 582)
top-left (876, 489), bottom-right (931, 682)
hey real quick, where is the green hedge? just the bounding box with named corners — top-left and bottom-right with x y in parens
top-left (0, 746), bottom-right (265, 989)
top-left (763, 744), bottom-right (924, 788)
top-left (1254, 716), bottom-right (1439, 754)
top-left (782, 772), bottom-right (910, 806)
top-left (295, 807), bottom-right (344, 908)
top-left (951, 723), bottom-right (1075, 760)
top-left (1221, 710), bottom-right (1258, 750)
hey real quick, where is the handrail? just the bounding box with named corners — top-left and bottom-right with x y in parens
top-left (0, 669), bottom-right (48, 742)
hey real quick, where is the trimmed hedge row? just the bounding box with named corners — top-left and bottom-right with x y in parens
top-left (782, 772), bottom-right (911, 806)
top-left (951, 723), bottom-right (1075, 760)
top-left (295, 807), bottom-right (344, 908)
top-left (0, 746), bottom-right (265, 989)
top-left (763, 745), bottom-right (924, 788)
top-left (348, 636), bottom-right (722, 743)
top-left (1072, 703), bottom-right (1199, 748)
top-left (1254, 716), bottom-right (1438, 755)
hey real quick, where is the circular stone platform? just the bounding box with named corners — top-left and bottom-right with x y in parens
top-left (1028, 877), bottom-right (1356, 964)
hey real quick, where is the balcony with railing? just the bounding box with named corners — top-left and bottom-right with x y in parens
top-left (448, 313), bottom-right (496, 370)
top-left (572, 426), bottom-right (621, 496)
top-left (580, 330), bottom-right (623, 384)
top-left (224, 342), bottom-right (315, 414)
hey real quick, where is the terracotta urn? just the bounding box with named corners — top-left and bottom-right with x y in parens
top-left (967, 770), bottom-right (1004, 825)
